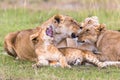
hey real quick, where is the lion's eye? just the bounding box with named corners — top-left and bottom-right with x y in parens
top-left (54, 21), bottom-right (57, 23)
top-left (86, 29), bottom-right (90, 32)
top-left (70, 20), bottom-right (74, 22)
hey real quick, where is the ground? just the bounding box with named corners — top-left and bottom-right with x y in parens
top-left (0, 0), bottom-right (120, 80)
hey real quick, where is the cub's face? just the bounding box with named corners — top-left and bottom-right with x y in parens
top-left (77, 23), bottom-right (106, 44)
top-left (30, 27), bottom-right (61, 60)
top-left (78, 26), bottom-right (98, 43)
top-left (30, 27), bottom-right (54, 47)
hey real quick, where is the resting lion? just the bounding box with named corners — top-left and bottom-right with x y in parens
top-left (78, 19), bottom-right (120, 61)
top-left (4, 14), bottom-right (81, 62)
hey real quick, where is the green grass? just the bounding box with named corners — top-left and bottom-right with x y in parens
top-left (0, 54), bottom-right (120, 80)
top-left (0, 8), bottom-right (120, 80)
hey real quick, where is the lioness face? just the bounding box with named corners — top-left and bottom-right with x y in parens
top-left (54, 15), bottom-right (81, 36)
top-left (45, 15), bottom-right (81, 44)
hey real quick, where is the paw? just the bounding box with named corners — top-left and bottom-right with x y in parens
top-left (67, 65), bottom-right (72, 68)
top-left (32, 63), bottom-right (41, 69)
top-left (15, 57), bottom-right (19, 60)
top-left (32, 64), bottom-right (37, 69)
top-left (98, 63), bottom-right (107, 69)
top-left (50, 62), bottom-right (61, 67)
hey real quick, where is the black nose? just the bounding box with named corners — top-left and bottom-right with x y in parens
top-left (71, 33), bottom-right (77, 38)
top-left (80, 26), bottom-right (83, 29)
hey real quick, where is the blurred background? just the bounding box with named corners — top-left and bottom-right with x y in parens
top-left (0, 0), bottom-right (120, 11)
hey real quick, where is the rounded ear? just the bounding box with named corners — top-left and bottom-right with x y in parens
top-left (88, 20), bottom-right (93, 24)
top-left (96, 24), bottom-right (106, 32)
top-left (30, 32), bottom-right (39, 44)
top-left (30, 28), bottom-right (41, 44)
top-left (54, 14), bottom-right (63, 23)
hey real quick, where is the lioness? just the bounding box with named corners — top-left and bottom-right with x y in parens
top-left (4, 14), bottom-right (81, 61)
top-left (4, 27), bottom-right (40, 61)
top-left (77, 19), bottom-right (120, 61)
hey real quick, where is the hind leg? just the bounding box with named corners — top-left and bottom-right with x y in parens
top-left (85, 52), bottom-right (106, 68)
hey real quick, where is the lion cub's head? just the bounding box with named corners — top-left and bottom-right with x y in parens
top-left (78, 18), bottom-right (106, 44)
top-left (30, 26), bottom-right (54, 47)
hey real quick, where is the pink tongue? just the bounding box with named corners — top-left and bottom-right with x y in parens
top-left (46, 25), bottom-right (53, 37)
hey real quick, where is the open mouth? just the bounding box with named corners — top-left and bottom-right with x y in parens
top-left (46, 25), bottom-right (53, 37)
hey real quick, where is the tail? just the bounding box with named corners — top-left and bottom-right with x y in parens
top-left (103, 61), bottom-right (120, 67)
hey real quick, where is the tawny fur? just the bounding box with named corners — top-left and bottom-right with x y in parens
top-left (56, 38), bottom-right (99, 53)
top-left (31, 28), bottom-right (120, 68)
top-left (78, 18), bottom-right (120, 61)
top-left (4, 28), bottom-right (40, 61)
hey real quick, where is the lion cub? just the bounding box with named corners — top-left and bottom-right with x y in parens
top-left (30, 27), bottom-right (71, 68)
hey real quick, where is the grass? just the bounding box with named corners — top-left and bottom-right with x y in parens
top-left (0, 54), bottom-right (120, 80)
top-left (0, 8), bottom-right (120, 80)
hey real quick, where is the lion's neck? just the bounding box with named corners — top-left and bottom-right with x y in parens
top-left (96, 30), bottom-right (107, 48)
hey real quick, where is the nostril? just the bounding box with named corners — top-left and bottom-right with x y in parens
top-left (82, 40), bottom-right (85, 43)
top-left (71, 33), bottom-right (76, 38)
top-left (77, 40), bottom-right (85, 43)
top-left (76, 35), bottom-right (79, 37)
top-left (80, 26), bottom-right (83, 29)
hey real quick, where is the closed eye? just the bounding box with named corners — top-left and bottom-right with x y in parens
top-left (86, 29), bottom-right (90, 32)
